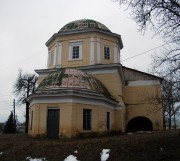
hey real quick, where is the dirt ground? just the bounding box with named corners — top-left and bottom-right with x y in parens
top-left (0, 130), bottom-right (180, 161)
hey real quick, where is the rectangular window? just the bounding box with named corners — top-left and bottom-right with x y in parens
top-left (83, 109), bottom-right (92, 130)
top-left (104, 46), bottom-right (110, 59)
top-left (72, 46), bottom-right (79, 59)
top-left (69, 41), bottom-right (82, 61)
top-left (107, 112), bottom-right (110, 130)
top-left (49, 51), bottom-right (54, 65)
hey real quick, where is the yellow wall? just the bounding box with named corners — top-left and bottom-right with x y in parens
top-left (92, 73), bottom-right (126, 132)
top-left (92, 72), bottom-right (123, 102)
top-left (29, 102), bottom-right (117, 138)
top-left (123, 85), bottom-right (163, 130)
top-left (91, 72), bottom-right (125, 132)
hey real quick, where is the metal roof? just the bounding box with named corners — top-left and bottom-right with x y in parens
top-left (59, 19), bottom-right (111, 33)
top-left (36, 68), bottom-right (112, 99)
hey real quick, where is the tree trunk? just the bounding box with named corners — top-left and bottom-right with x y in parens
top-left (25, 102), bottom-right (30, 133)
top-left (173, 113), bottom-right (177, 129)
top-left (168, 116), bottom-right (171, 129)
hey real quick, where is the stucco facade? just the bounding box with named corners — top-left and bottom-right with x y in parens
top-left (28, 19), bottom-right (163, 138)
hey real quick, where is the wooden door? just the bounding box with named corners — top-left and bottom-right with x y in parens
top-left (47, 109), bottom-right (60, 138)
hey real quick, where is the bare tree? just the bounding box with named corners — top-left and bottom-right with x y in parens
top-left (13, 70), bottom-right (37, 133)
top-left (150, 58), bottom-right (180, 128)
top-left (114, 0), bottom-right (180, 82)
top-left (114, 0), bottom-right (179, 40)
top-left (162, 79), bottom-right (180, 129)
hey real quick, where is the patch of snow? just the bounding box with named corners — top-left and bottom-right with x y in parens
top-left (74, 150), bottom-right (78, 153)
top-left (127, 133), bottom-right (133, 135)
top-left (64, 155), bottom-right (79, 161)
top-left (26, 157), bottom-right (46, 161)
top-left (100, 149), bottom-right (110, 161)
top-left (0, 152), bottom-right (3, 155)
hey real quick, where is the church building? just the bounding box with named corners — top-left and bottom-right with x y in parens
top-left (27, 19), bottom-right (163, 138)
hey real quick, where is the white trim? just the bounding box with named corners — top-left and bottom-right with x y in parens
top-left (79, 44), bottom-right (82, 59)
top-left (68, 41), bottom-right (82, 61)
top-left (68, 45), bottom-right (72, 60)
top-left (47, 52), bottom-right (50, 68)
top-left (56, 43), bottom-right (62, 68)
top-left (128, 80), bottom-right (161, 86)
top-left (29, 95), bottom-right (119, 110)
top-left (69, 40), bottom-right (82, 43)
top-left (53, 47), bottom-right (57, 66)
top-left (114, 44), bottom-right (118, 63)
top-left (86, 67), bottom-right (117, 75)
top-left (90, 37), bottom-right (95, 65)
top-left (97, 38), bottom-right (101, 64)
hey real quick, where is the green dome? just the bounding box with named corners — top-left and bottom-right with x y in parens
top-left (59, 19), bottom-right (111, 33)
top-left (37, 68), bottom-right (112, 98)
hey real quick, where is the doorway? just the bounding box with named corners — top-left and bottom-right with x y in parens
top-left (47, 109), bottom-right (60, 138)
top-left (126, 116), bottom-right (153, 132)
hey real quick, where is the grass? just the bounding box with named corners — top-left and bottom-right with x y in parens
top-left (0, 130), bottom-right (180, 161)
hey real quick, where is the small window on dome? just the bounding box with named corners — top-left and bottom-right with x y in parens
top-left (104, 46), bottom-right (110, 60)
top-left (69, 41), bottom-right (82, 61)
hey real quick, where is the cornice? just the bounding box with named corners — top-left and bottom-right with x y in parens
top-left (45, 29), bottom-right (123, 49)
top-left (27, 89), bottom-right (120, 109)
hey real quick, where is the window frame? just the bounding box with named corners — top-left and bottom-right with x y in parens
top-left (69, 41), bottom-right (82, 61)
top-left (104, 45), bottom-right (110, 60)
top-left (83, 109), bottom-right (92, 130)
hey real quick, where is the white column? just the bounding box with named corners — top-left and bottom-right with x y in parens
top-left (90, 37), bottom-right (95, 65)
top-left (53, 45), bottom-right (57, 67)
top-left (56, 43), bottom-right (62, 68)
top-left (97, 38), bottom-right (101, 64)
top-left (114, 44), bottom-right (118, 63)
top-left (47, 52), bottom-right (50, 68)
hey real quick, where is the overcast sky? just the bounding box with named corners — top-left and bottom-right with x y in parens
top-left (0, 0), bottom-right (164, 122)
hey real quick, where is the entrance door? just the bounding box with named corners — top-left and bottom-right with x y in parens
top-left (47, 109), bottom-right (60, 138)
